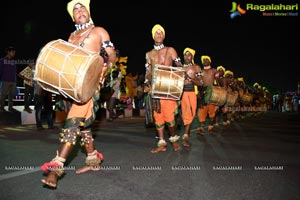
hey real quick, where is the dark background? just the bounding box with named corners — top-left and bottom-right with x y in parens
top-left (1, 0), bottom-right (299, 93)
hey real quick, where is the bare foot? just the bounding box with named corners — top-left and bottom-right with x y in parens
top-left (150, 145), bottom-right (167, 153)
top-left (182, 134), bottom-right (190, 147)
top-left (41, 171), bottom-right (58, 188)
top-left (182, 139), bottom-right (191, 147)
top-left (172, 142), bottom-right (181, 151)
top-left (208, 125), bottom-right (218, 132)
top-left (76, 165), bottom-right (100, 174)
top-left (197, 127), bottom-right (205, 136)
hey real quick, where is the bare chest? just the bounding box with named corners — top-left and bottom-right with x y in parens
top-left (148, 48), bottom-right (172, 66)
top-left (68, 28), bottom-right (100, 52)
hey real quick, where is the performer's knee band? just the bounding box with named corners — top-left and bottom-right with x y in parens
top-left (166, 120), bottom-right (175, 127)
top-left (80, 129), bottom-right (94, 146)
top-left (155, 123), bottom-right (165, 129)
top-left (59, 118), bottom-right (85, 145)
top-left (59, 126), bottom-right (81, 145)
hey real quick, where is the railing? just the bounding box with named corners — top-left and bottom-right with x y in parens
top-left (4, 86), bottom-right (56, 106)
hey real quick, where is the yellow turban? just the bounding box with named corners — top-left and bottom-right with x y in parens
top-left (217, 65), bottom-right (226, 72)
top-left (67, 0), bottom-right (91, 21)
top-left (224, 70), bottom-right (233, 77)
top-left (237, 77), bottom-right (244, 82)
top-left (253, 82), bottom-right (259, 87)
top-left (201, 55), bottom-right (211, 64)
top-left (183, 47), bottom-right (196, 64)
top-left (183, 48), bottom-right (195, 57)
top-left (152, 24), bottom-right (165, 39)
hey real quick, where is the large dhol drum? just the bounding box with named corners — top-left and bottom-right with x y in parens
top-left (35, 39), bottom-right (103, 103)
top-left (240, 93), bottom-right (253, 105)
top-left (151, 64), bottom-right (185, 100)
top-left (205, 85), bottom-right (227, 106)
top-left (225, 91), bottom-right (239, 107)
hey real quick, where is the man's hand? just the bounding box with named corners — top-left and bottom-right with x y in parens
top-left (144, 84), bottom-right (151, 93)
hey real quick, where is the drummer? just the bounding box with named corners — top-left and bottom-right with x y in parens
top-left (214, 65), bottom-right (229, 128)
top-left (181, 47), bottom-right (203, 147)
top-left (219, 69), bottom-right (236, 126)
top-left (224, 70), bottom-right (239, 122)
top-left (196, 55), bottom-right (219, 135)
top-left (40, 0), bottom-right (116, 188)
top-left (144, 24), bottom-right (183, 153)
top-left (236, 76), bottom-right (249, 119)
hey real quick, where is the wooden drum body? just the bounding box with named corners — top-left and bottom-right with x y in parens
top-left (151, 64), bottom-right (185, 100)
top-left (205, 86), bottom-right (227, 106)
top-left (34, 39), bottom-right (103, 103)
top-left (240, 93), bottom-right (254, 105)
top-left (226, 91), bottom-right (239, 107)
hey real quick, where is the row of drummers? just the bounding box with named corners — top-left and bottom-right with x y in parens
top-left (194, 65), bottom-right (272, 131)
top-left (197, 66), bottom-right (272, 110)
top-left (151, 56), bottom-right (272, 111)
top-left (146, 55), bottom-right (273, 137)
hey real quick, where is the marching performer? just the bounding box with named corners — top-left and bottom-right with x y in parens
top-left (144, 24), bottom-right (183, 153)
top-left (40, 0), bottom-right (116, 188)
top-left (196, 55), bottom-right (219, 135)
top-left (181, 47), bottom-right (203, 147)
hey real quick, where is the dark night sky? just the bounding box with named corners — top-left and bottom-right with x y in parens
top-left (1, 0), bottom-right (299, 93)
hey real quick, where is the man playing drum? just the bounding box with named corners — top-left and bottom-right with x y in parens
top-left (236, 77), bottom-right (250, 119)
top-left (224, 70), bottom-right (241, 123)
top-left (197, 55), bottom-right (220, 135)
top-left (40, 0), bottom-right (116, 188)
top-left (144, 24), bottom-right (183, 153)
top-left (181, 47), bottom-right (203, 147)
top-left (216, 68), bottom-right (237, 127)
top-left (214, 65), bottom-right (228, 127)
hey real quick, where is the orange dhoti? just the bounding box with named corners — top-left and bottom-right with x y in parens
top-left (198, 103), bottom-right (218, 123)
top-left (181, 91), bottom-right (197, 125)
top-left (153, 99), bottom-right (178, 128)
top-left (65, 89), bottom-right (100, 128)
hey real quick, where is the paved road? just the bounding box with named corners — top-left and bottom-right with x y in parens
top-left (0, 111), bottom-right (300, 200)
